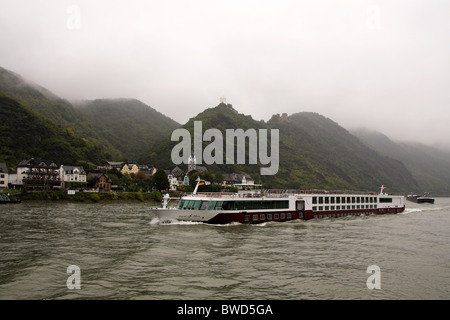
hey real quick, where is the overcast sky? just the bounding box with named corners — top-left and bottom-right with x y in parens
top-left (1, 0), bottom-right (449, 148)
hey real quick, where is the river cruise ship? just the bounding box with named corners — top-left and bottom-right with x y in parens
top-left (152, 181), bottom-right (405, 224)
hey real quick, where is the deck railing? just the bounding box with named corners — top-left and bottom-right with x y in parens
top-left (185, 189), bottom-right (391, 199)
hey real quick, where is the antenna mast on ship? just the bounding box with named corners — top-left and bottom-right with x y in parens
top-left (192, 177), bottom-right (210, 195)
top-left (193, 177), bottom-right (201, 195)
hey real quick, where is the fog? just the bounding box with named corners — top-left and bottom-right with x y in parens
top-left (1, 0), bottom-right (449, 148)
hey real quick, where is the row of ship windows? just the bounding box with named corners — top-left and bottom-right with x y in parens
top-left (313, 204), bottom-right (378, 211)
top-left (244, 212), bottom-right (293, 222)
top-left (179, 200), bottom-right (289, 211)
top-left (313, 212), bottom-right (370, 218)
top-left (312, 196), bottom-right (378, 204)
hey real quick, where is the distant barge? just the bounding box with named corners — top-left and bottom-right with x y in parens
top-left (407, 194), bottom-right (435, 204)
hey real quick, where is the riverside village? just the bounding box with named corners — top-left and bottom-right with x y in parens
top-left (0, 155), bottom-right (257, 201)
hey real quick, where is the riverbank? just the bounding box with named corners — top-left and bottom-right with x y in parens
top-left (9, 190), bottom-right (169, 202)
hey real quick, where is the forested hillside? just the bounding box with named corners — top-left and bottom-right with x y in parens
top-left (353, 128), bottom-right (450, 195)
top-left (139, 103), bottom-right (419, 192)
top-left (0, 66), bottom-right (123, 159)
top-left (0, 66), bottom-right (179, 161)
top-left (73, 98), bottom-right (180, 160)
top-left (0, 93), bottom-right (110, 168)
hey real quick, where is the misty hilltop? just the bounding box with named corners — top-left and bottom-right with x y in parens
top-left (73, 98), bottom-right (180, 159)
top-left (0, 93), bottom-right (110, 166)
top-left (0, 66), bottom-right (179, 162)
top-left (353, 128), bottom-right (450, 195)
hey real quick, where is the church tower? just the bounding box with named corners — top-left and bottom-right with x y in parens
top-left (187, 153), bottom-right (197, 173)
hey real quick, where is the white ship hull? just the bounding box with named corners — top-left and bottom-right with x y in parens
top-left (152, 208), bottom-right (220, 223)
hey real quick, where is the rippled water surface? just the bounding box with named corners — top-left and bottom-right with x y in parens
top-left (1, 198), bottom-right (449, 299)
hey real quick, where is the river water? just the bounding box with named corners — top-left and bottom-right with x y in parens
top-left (0, 198), bottom-right (449, 300)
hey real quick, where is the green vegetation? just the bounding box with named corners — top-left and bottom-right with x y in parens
top-left (153, 169), bottom-right (170, 191)
top-left (74, 99), bottom-right (180, 160)
top-left (0, 66), bottom-right (123, 160)
top-left (187, 170), bottom-right (227, 192)
top-left (265, 112), bottom-right (418, 192)
top-left (18, 190), bottom-right (162, 202)
top-left (0, 67), bottom-right (179, 162)
top-left (0, 93), bottom-right (111, 169)
top-left (139, 104), bottom-right (419, 193)
top-left (354, 128), bottom-right (450, 195)
top-left (1, 65), bottom-right (449, 195)
top-left (138, 103), bottom-right (267, 174)
top-left (85, 169), bottom-right (165, 194)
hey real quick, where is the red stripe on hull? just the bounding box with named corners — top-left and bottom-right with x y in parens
top-left (206, 206), bottom-right (405, 224)
top-left (207, 210), bottom-right (299, 224)
top-left (303, 206), bottom-right (405, 220)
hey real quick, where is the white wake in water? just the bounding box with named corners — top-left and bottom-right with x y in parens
top-left (403, 205), bottom-right (448, 214)
top-left (402, 208), bottom-right (422, 214)
top-left (149, 217), bottom-right (204, 226)
top-left (149, 217), bottom-right (245, 227)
